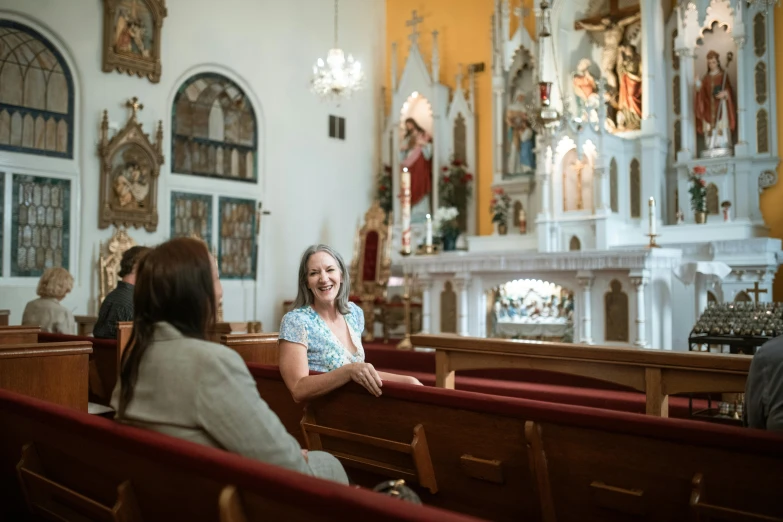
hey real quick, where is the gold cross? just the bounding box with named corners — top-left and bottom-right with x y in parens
top-left (126, 97), bottom-right (144, 120)
top-left (745, 282), bottom-right (768, 304)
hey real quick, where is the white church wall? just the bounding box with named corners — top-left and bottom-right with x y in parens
top-left (0, 0), bottom-right (385, 330)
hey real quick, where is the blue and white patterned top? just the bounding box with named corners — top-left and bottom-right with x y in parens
top-left (279, 302), bottom-right (365, 373)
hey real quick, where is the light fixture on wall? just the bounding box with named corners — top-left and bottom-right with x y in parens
top-left (311, 0), bottom-right (364, 102)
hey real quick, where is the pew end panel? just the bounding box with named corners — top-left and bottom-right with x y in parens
top-left (0, 342), bottom-right (91, 412)
top-left (0, 326), bottom-right (41, 345)
top-left (526, 419), bottom-right (783, 522)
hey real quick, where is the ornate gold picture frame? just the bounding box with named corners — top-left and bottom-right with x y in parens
top-left (102, 0), bottom-right (167, 83)
top-left (98, 97), bottom-right (163, 231)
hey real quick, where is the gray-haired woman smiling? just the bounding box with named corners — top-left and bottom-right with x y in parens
top-left (279, 244), bottom-right (421, 402)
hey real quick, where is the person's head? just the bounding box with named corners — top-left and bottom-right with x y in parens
top-left (119, 245), bottom-right (151, 285)
top-left (36, 267), bottom-right (74, 301)
top-left (707, 50), bottom-right (721, 72)
top-left (292, 244), bottom-right (350, 314)
top-left (117, 238), bottom-right (221, 418)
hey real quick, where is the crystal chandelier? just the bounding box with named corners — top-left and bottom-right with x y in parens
top-left (311, 0), bottom-right (364, 102)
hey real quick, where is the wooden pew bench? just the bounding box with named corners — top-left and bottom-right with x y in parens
top-left (0, 389), bottom-right (477, 522)
top-left (248, 363), bottom-right (782, 522)
top-left (0, 342), bottom-right (90, 411)
top-left (0, 325), bottom-right (40, 344)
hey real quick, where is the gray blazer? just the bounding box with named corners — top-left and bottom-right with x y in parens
top-left (21, 297), bottom-right (75, 334)
top-left (110, 322), bottom-right (347, 483)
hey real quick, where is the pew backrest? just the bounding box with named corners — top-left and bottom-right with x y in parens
top-left (0, 389), bottom-right (480, 522)
top-left (248, 363), bottom-right (783, 522)
top-left (0, 325), bottom-right (41, 345)
top-left (220, 333), bottom-right (279, 365)
top-left (0, 309), bottom-right (9, 326)
top-left (0, 342), bottom-right (91, 411)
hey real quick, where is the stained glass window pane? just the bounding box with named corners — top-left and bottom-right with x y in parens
top-left (170, 191), bottom-right (213, 247)
top-left (11, 174), bottom-right (70, 276)
top-left (172, 73), bottom-right (257, 182)
top-left (0, 21), bottom-right (74, 158)
top-left (218, 196), bottom-right (256, 279)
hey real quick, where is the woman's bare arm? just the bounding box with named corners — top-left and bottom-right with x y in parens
top-left (278, 340), bottom-right (354, 403)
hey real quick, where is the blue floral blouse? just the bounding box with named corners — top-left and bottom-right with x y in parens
top-left (279, 302), bottom-right (365, 373)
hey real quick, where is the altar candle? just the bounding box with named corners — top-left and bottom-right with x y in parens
top-left (401, 168), bottom-right (412, 255)
top-left (425, 213), bottom-right (433, 247)
top-left (648, 197), bottom-right (656, 236)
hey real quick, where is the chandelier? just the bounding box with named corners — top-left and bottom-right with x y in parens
top-left (311, 0), bottom-right (364, 101)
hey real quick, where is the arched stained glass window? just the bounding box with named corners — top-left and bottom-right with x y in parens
top-left (0, 21), bottom-right (74, 158)
top-left (172, 73), bottom-right (257, 182)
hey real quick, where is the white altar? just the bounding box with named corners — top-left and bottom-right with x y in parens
top-left (395, 0), bottom-right (783, 351)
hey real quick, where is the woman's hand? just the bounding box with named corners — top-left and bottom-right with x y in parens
top-left (346, 362), bottom-right (383, 397)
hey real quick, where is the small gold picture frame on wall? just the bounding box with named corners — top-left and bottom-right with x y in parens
top-left (98, 98), bottom-right (164, 232)
top-left (102, 0), bottom-right (167, 83)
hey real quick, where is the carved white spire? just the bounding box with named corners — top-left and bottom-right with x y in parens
top-left (391, 41), bottom-right (398, 92)
top-left (501, 0), bottom-right (511, 43)
top-left (468, 65), bottom-right (476, 112)
top-left (431, 30), bottom-right (440, 82)
top-left (406, 10), bottom-right (424, 49)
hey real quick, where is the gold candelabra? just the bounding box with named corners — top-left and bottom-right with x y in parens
top-left (647, 233), bottom-right (660, 248)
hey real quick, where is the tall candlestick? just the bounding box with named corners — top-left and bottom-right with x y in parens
top-left (400, 168), bottom-right (411, 255)
top-left (425, 213), bottom-right (433, 247)
top-left (648, 197), bottom-right (656, 236)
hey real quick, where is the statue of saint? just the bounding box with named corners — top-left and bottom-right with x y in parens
top-left (505, 92), bottom-right (536, 175)
top-left (572, 59), bottom-right (599, 124)
top-left (113, 162), bottom-right (149, 209)
top-left (616, 44), bottom-right (642, 131)
top-left (695, 50), bottom-right (736, 154)
top-left (399, 117), bottom-right (432, 208)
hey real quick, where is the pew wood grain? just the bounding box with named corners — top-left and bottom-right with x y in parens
top-left (0, 325), bottom-right (41, 345)
top-left (0, 310), bottom-right (9, 326)
top-left (415, 334), bottom-right (750, 417)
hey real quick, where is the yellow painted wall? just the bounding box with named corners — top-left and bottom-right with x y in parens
top-left (386, 0), bottom-right (534, 235)
top-left (760, 7), bottom-right (783, 301)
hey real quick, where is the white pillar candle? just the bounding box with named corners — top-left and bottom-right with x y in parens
top-left (400, 168), bottom-right (412, 255)
top-left (425, 213), bottom-right (433, 247)
top-left (648, 197), bottom-right (656, 236)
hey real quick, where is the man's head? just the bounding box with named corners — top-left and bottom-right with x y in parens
top-left (119, 245), bottom-right (151, 285)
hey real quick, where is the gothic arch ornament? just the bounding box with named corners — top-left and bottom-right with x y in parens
top-left (102, 0), bottom-right (167, 83)
top-left (98, 97), bottom-right (163, 231)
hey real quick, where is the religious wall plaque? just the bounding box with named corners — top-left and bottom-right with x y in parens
top-left (98, 98), bottom-right (163, 231)
top-left (102, 0), bottom-right (167, 83)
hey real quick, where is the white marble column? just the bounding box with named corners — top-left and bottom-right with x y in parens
top-left (478, 290), bottom-right (488, 338)
top-left (675, 47), bottom-right (695, 161)
top-left (454, 275), bottom-right (470, 337)
top-left (539, 144), bottom-right (553, 217)
top-left (733, 35), bottom-right (749, 155)
top-left (576, 271), bottom-right (594, 345)
top-left (419, 276), bottom-right (433, 334)
top-left (630, 272), bottom-right (649, 348)
top-left (695, 272), bottom-right (708, 320)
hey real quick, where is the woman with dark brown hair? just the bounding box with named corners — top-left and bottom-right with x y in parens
top-left (111, 237), bottom-right (347, 483)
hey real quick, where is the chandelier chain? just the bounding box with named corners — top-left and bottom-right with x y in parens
top-left (334, 0), bottom-right (339, 47)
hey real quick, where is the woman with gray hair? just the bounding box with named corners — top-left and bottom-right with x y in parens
top-left (22, 267), bottom-right (76, 334)
top-left (279, 244), bottom-right (421, 402)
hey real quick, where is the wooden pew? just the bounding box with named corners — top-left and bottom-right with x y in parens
top-left (0, 309), bottom-right (9, 326)
top-left (0, 389), bottom-right (478, 522)
top-left (0, 342), bottom-right (91, 411)
top-left (220, 332), bottom-right (279, 365)
top-left (414, 334), bottom-right (750, 417)
top-left (0, 325), bottom-right (40, 344)
top-left (248, 363), bottom-right (782, 522)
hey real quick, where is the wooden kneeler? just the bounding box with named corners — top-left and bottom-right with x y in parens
top-left (300, 407), bottom-right (438, 494)
top-left (16, 443), bottom-right (143, 522)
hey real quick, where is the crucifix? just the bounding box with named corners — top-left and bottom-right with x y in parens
top-left (126, 97), bottom-right (144, 121)
top-left (745, 282), bottom-right (768, 304)
top-left (574, 0), bottom-right (641, 93)
top-left (406, 10), bottom-right (424, 47)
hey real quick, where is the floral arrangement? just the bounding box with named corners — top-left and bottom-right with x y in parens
top-left (433, 206), bottom-right (460, 239)
top-left (688, 165), bottom-right (707, 213)
top-left (439, 158), bottom-right (474, 208)
top-left (376, 165), bottom-right (393, 219)
top-left (490, 187), bottom-right (511, 224)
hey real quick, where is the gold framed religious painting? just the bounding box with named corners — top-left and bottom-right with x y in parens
top-left (98, 98), bottom-right (164, 231)
top-left (102, 0), bottom-right (167, 83)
